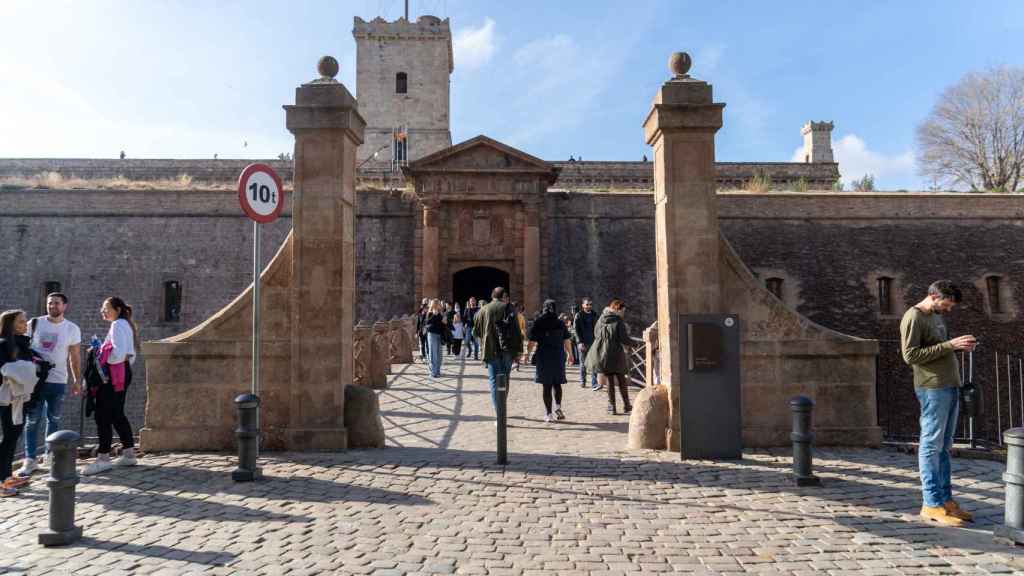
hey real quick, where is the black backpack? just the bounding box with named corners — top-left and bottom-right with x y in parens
top-left (494, 304), bottom-right (517, 354)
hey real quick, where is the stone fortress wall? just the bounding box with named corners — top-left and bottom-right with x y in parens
top-left (3, 179), bottom-right (1021, 441)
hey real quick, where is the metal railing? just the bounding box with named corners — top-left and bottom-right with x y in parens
top-left (628, 336), bottom-right (647, 388)
top-left (877, 340), bottom-right (1024, 447)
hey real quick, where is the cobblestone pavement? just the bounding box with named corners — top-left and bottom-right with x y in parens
top-left (2, 355), bottom-right (1024, 575)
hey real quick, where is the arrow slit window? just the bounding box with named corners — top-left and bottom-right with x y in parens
top-left (164, 280), bottom-right (182, 322)
top-left (396, 72), bottom-right (408, 94)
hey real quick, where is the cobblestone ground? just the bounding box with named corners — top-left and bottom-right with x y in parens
top-left (2, 354), bottom-right (1023, 575)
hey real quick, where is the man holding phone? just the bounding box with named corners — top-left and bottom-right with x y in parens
top-left (900, 280), bottom-right (977, 527)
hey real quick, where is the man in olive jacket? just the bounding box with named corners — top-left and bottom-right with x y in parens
top-left (473, 286), bottom-right (523, 413)
top-left (900, 280), bottom-right (976, 527)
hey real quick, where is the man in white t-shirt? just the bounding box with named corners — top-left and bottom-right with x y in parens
top-left (16, 292), bottom-right (81, 476)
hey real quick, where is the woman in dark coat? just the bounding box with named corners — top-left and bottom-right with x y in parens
top-left (585, 299), bottom-right (633, 415)
top-left (527, 300), bottom-right (572, 423)
top-left (0, 309), bottom-right (34, 496)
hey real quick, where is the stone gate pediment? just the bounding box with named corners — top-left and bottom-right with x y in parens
top-left (405, 135), bottom-right (559, 181)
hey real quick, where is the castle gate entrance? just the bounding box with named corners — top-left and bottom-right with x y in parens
top-left (452, 265), bottom-right (511, 307)
top-left (403, 136), bottom-right (560, 315)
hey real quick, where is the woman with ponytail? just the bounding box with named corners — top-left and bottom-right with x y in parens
top-left (81, 297), bottom-right (138, 476)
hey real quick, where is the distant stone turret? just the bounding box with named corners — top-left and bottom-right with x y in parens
top-left (353, 15), bottom-right (453, 167)
top-left (801, 121), bottom-right (834, 163)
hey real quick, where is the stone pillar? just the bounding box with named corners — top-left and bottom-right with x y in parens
top-left (353, 322), bottom-right (371, 387)
top-left (522, 199), bottom-right (541, 315)
top-left (283, 56), bottom-right (365, 450)
top-left (422, 200), bottom-right (441, 300)
top-left (642, 52), bottom-right (725, 451)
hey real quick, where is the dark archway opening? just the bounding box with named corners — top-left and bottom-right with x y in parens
top-left (453, 266), bottom-right (510, 308)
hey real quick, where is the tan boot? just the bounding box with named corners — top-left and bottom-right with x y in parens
top-left (920, 505), bottom-right (965, 527)
top-left (943, 500), bottom-right (974, 522)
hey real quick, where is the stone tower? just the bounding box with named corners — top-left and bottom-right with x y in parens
top-left (353, 15), bottom-right (453, 166)
top-left (801, 121), bottom-right (834, 163)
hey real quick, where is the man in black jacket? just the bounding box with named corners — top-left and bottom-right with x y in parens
top-left (573, 298), bottom-right (599, 390)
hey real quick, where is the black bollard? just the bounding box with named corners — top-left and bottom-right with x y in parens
top-left (496, 373), bottom-right (508, 465)
top-left (232, 394), bottom-right (262, 482)
top-left (38, 430), bottom-right (83, 546)
top-left (995, 428), bottom-right (1024, 545)
top-left (790, 396), bottom-right (821, 487)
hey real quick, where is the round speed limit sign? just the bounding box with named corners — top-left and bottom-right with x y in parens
top-left (238, 163), bottom-right (285, 223)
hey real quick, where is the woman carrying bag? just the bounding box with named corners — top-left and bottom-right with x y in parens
top-left (0, 309), bottom-right (37, 496)
top-left (585, 299), bottom-right (633, 415)
top-left (527, 300), bottom-right (572, 423)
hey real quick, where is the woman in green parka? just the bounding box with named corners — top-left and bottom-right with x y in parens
top-left (585, 299), bottom-right (633, 415)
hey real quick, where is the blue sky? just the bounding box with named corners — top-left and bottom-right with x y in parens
top-left (2, 1), bottom-right (1022, 190)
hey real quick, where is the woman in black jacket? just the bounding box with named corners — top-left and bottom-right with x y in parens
top-left (527, 300), bottom-right (573, 423)
top-left (0, 309), bottom-right (34, 496)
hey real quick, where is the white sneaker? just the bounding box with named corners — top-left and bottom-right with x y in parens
top-left (14, 458), bottom-right (38, 478)
top-left (544, 413), bottom-right (552, 423)
top-left (81, 458), bottom-right (113, 476)
top-left (112, 451), bottom-right (137, 467)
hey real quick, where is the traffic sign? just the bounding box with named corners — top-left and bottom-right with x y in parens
top-left (237, 163), bottom-right (284, 223)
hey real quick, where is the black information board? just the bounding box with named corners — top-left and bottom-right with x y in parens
top-left (678, 314), bottom-right (742, 459)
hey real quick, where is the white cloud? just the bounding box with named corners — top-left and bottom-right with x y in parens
top-left (453, 18), bottom-right (496, 72)
top-left (791, 133), bottom-right (915, 190)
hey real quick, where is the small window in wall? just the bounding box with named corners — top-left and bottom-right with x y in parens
top-left (164, 280), bottom-right (182, 322)
top-left (765, 278), bottom-right (783, 300)
top-left (877, 277), bottom-right (893, 315)
top-left (42, 281), bottom-right (61, 314)
top-left (396, 72), bottom-right (408, 94)
top-left (987, 275), bottom-right (1003, 314)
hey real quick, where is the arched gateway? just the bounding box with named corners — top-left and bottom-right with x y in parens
top-left (403, 135), bottom-right (560, 313)
top-left (452, 266), bottom-right (510, 306)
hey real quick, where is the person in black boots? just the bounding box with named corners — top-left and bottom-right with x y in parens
top-left (527, 300), bottom-right (573, 423)
top-left (0, 309), bottom-right (36, 496)
top-left (585, 299), bottom-right (633, 415)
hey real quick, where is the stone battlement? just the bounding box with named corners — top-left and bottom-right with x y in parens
top-left (0, 158), bottom-right (840, 191)
top-left (353, 16), bottom-right (453, 72)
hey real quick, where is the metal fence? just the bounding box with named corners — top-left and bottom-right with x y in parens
top-left (878, 339), bottom-right (1024, 447)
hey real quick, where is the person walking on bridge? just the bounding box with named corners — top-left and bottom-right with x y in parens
top-left (424, 299), bottom-right (446, 378)
top-left (527, 300), bottom-right (572, 423)
top-left (473, 287), bottom-right (523, 415)
top-left (573, 298), bottom-right (599, 390)
top-left (586, 299), bottom-right (633, 415)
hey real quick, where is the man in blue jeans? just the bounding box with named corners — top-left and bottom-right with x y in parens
top-left (900, 280), bottom-right (977, 527)
top-left (473, 287), bottom-right (522, 417)
top-left (17, 292), bottom-right (81, 477)
top-left (573, 298), bottom-right (599, 390)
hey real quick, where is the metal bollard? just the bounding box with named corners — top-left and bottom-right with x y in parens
top-left (38, 430), bottom-right (83, 546)
top-left (496, 373), bottom-right (508, 465)
top-left (232, 394), bottom-right (263, 482)
top-left (790, 396), bottom-right (821, 487)
top-left (995, 428), bottom-right (1024, 545)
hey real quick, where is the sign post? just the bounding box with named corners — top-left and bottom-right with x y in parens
top-left (237, 163), bottom-right (285, 462)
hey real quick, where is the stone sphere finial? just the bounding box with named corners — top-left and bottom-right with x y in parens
top-left (317, 55), bottom-right (340, 79)
top-left (668, 52), bottom-right (692, 78)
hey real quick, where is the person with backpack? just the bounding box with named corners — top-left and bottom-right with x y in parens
top-left (81, 297), bottom-right (140, 476)
top-left (585, 298), bottom-right (633, 415)
top-left (527, 300), bottom-right (573, 423)
top-left (16, 292), bottom-right (81, 478)
top-left (473, 287), bottom-right (523, 414)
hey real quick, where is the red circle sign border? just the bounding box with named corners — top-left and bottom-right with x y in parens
top-left (237, 163), bottom-right (285, 224)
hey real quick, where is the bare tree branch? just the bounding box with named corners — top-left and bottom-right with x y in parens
top-left (917, 67), bottom-right (1024, 192)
